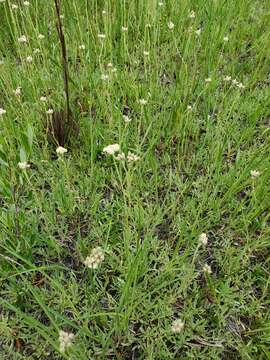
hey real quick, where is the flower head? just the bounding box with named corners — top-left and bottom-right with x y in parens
top-left (123, 115), bottom-right (131, 123)
top-left (189, 10), bottom-right (196, 18)
top-left (12, 3), bottom-right (18, 9)
top-left (18, 35), bottom-right (27, 43)
top-left (79, 44), bottom-right (85, 50)
top-left (250, 170), bottom-right (260, 178)
top-left (199, 233), bottom-right (208, 246)
top-left (168, 21), bottom-right (175, 30)
top-left (0, 108), bottom-right (6, 116)
top-left (46, 108), bottom-right (54, 114)
top-left (59, 330), bottom-right (74, 353)
top-left (24, 1), bottom-right (30, 6)
top-left (203, 264), bottom-right (212, 274)
top-left (40, 96), bottom-right (47, 102)
top-left (195, 28), bottom-right (202, 36)
top-left (101, 74), bottom-right (109, 81)
top-left (127, 151), bottom-right (140, 162)
top-left (56, 146), bottom-right (68, 155)
top-left (171, 319), bottom-right (184, 333)
top-left (103, 143), bottom-right (120, 155)
top-left (224, 76), bottom-right (231, 82)
top-left (38, 33), bottom-right (45, 40)
top-left (114, 152), bottom-right (126, 161)
top-left (98, 33), bottom-right (106, 39)
top-left (205, 77), bottom-right (212, 83)
top-left (18, 162), bottom-right (30, 170)
top-left (84, 247), bottom-right (104, 269)
top-left (121, 26), bottom-right (128, 32)
top-left (14, 87), bottom-right (21, 96)
top-left (26, 56), bottom-right (33, 63)
top-left (223, 36), bottom-right (229, 42)
top-left (138, 99), bottom-right (147, 105)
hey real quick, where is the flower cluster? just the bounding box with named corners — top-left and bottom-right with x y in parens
top-left (84, 247), bottom-right (105, 269)
top-left (171, 319), bottom-right (184, 333)
top-left (59, 330), bottom-right (74, 353)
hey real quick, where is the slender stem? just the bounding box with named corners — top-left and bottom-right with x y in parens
top-left (54, 0), bottom-right (70, 128)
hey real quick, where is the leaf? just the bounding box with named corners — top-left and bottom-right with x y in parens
top-left (26, 124), bottom-right (34, 149)
top-left (19, 147), bottom-right (27, 162)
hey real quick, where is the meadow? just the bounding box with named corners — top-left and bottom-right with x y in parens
top-left (0, 0), bottom-right (270, 359)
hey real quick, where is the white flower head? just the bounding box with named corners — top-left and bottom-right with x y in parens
top-left (24, 1), bottom-right (30, 6)
top-left (127, 151), bottom-right (140, 162)
top-left (123, 115), bottom-right (131, 123)
top-left (232, 79), bottom-right (238, 85)
top-left (223, 36), bottom-right (229, 42)
top-left (0, 108), bottom-right (6, 116)
top-left (59, 330), bottom-right (74, 353)
top-left (101, 74), bottom-right (109, 81)
top-left (143, 50), bottom-right (149, 56)
top-left (158, 2), bottom-right (164, 6)
top-left (33, 48), bottom-right (41, 54)
top-left (237, 82), bottom-right (245, 89)
top-left (79, 44), bottom-right (85, 50)
top-left (171, 319), bottom-right (184, 333)
top-left (40, 96), bottom-right (47, 102)
top-left (114, 152), bottom-right (126, 161)
top-left (250, 170), bottom-right (260, 178)
top-left (38, 33), bottom-right (45, 40)
top-left (121, 26), bottom-right (128, 32)
top-left (203, 264), bottom-right (212, 274)
top-left (139, 98), bottom-right (147, 105)
top-left (199, 233), bottom-right (208, 246)
top-left (98, 33), bottom-right (106, 39)
top-left (189, 10), bottom-right (196, 18)
top-left (18, 35), bottom-right (27, 43)
top-left (46, 108), bottom-right (54, 114)
top-left (107, 62), bottom-right (113, 68)
top-left (187, 105), bottom-right (193, 111)
top-left (168, 21), bottom-right (175, 30)
top-left (102, 10), bottom-right (106, 15)
top-left (14, 87), bottom-right (21, 96)
top-left (56, 146), bottom-right (68, 155)
top-left (224, 76), bottom-right (232, 82)
top-left (26, 56), bottom-right (33, 63)
top-left (205, 77), bottom-right (212, 83)
top-left (84, 247), bottom-right (105, 269)
top-left (103, 143), bottom-right (120, 155)
top-left (11, 3), bottom-right (18, 9)
top-left (18, 161), bottom-right (30, 170)
top-left (195, 28), bottom-right (202, 36)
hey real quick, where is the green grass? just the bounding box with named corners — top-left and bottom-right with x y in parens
top-left (0, 0), bottom-right (270, 358)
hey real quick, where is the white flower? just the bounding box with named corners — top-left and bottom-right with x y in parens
top-left (114, 152), bottom-right (126, 161)
top-left (223, 36), bottom-right (229, 42)
top-left (26, 56), bottom-right (33, 63)
top-left (101, 74), bottom-right (109, 81)
top-left (171, 319), bottom-right (184, 333)
top-left (103, 143), bottom-right (120, 155)
top-left (11, 3), bottom-right (18, 9)
top-left (168, 21), bottom-right (175, 30)
top-left (107, 62), bottom-right (113, 68)
top-left (232, 79), bottom-right (238, 85)
top-left (98, 33), bottom-right (106, 39)
top-left (187, 105), bottom-right (193, 111)
top-left (111, 67), bottom-right (117, 73)
top-left (24, 1), bottom-right (30, 6)
top-left (40, 96), bottom-right (47, 102)
top-left (59, 330), bottom-right (74, 353)
top-left (38, 33), bottom-right (45, 40)
top-left (203, 264), bottom-right (212, 274)
top-left (189, 10), bottom-right (196, 18)
top-left (205, 77), bottom-right (212, 83)
top-left (138, 99), bottom-right (147, 105)
top-left (123, 115), bottom-right (131, 123)
top-left (127, 151), bottom-right (140, 162)
top-left (14, 87), bottom-right (21, 96)
top-left (18, 162), bottom-right (30, 170)
top-left (121, 26), bottom-right (128, 32)
top-left (143, 51), bottom-right (149, 56)
top-left (158, 2), bottom-right (164, 6)
top-left (250, 170), bottom-right (260, 178)
top-left (102, 10), bottom-right (106, 15)
top-left (18, 35), bottom-right (27, 43)
top-left (46, 108), bottom-right (54, 114)
top-left (33, 48), bottom-right (41, 54)
top-left (199, 233), bottom-right (208, 246)
top-left (0, 108), bottom-right (6, 116)
top-left (195, 28), bottom-right (202, 36)
top-left (79, 44), bottom-right (85, 50)
top-left (84, 247), bottom-right (104, 269)
top-left (223, 76), bottom-right (231, 82)
top-left (237, 82), bottom-right (245, 89)
top-left (56, 146), bottom-right (68, 155)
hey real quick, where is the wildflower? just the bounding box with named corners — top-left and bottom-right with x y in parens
top-left (139, 99), bottom-right (147, 105)
top-left (123, 115), bottom-right (131, 123)
top-left (171, 319), bottom-right (184, 333)
top-left (59, 14), bottom-right (64, 19)
top-left (168, 21), bottom-right (175, 30)
top-left (98, 33), bottom-right (106, 39)
top-left (115, 152), bottom-right (126, 161)
top-left (84, 247), bottom-right (104, 269)
top-left (237, 82), bottom-right (245, 89)
top-left (24, 1), bottom-right (30, 5)
top-left (107, 62), bottom-right (113, 68)
top-left (199, 233), bottom-right (208, 246)
top-left (38, 33), bottom-right (45, 40)
top-left (0, 108), bottom-right (6, 116)
top-left (121, 26), bottom-right (128, 32)
top-left (79, 44), bottom-right (85, 50)
top-left (103, 143), bottom-right (120, 155)
top-left (158, 2), bottom-right (164, 6)
top-left (223, 36), bottom-right (229, 42)
top-left (195, 28), bottom-right (202, 36)
top-left (33, 48), bottom-right (41, 54)
top-left (143, 51), bottom-right (149, 56)
top-left (127, 151), bottom-right (140, 162)
top-left (205, 77), bottom-right (212, 83)
top-left (111, 67), bottom-right (117, 73)
top-left (26, 56), bottom-right (33, 63)
top-left (46, 108), bottom-right (54, 114)
top-left (40, 96), bottom-right (47, 102)
top-left (187, 105), bottom-right (193, 111)
top-left (232, 79), bottom-right (238, 85)
top-left (14, 87), bottom-right (21, 96)
top-left (18, 35), bottom-right (27, 43)
top-left (189, 10), bottom-right (196, 18)
top-left (223, 76), bottom-right (231, 82)
top-left (59, 330), bottom-right (74, 353)
top-left (56, 146), bottom-right (68, 155)
top-left (11, 3), bottom-right (18, 9)
top-left (18, 162), bottom-right (30, 170)
top-left (102, 10), bottom-right (106, 15)
top-left (203, 264), bottom-right (212, 274)
top-left (101, 74), bottom-right (109, 81)
top-left (250, 170), bottom-right (260, 178)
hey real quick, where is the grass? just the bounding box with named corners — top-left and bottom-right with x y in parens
top-left (0, 0), bottom-right (270, 358)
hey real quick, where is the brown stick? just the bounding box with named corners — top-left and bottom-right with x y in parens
top-left (54, 0), bottom-right (70, 127)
